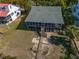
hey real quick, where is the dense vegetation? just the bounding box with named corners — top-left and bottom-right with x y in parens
top-left (61, 0), bottom-right (77, 26)
top-left (0, 0), bottom-right (65, 10)
top-left (0, 0), bottom-right (77, 11)
top-left (0, 0), bottom-right (32, 10)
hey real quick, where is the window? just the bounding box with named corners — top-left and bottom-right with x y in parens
top-left (11, 13), bottom-right (14, 16)
top-left (48, 23), bottom-right (50, 27)
top-left (0, 6), bottom-right (6, 10)
top-left (76, 19), bottom-right (79, 21)
top-left (55, 24), bottom-right (61, 28)
top-left (17, 12), bottom-right (19, 16)
top-left (10, 6), bottom-right (12, 9)
top-left (73, 8), bottom-right (76, 12)
top-left (5, 15), bottom-right (11, 20)
top-left (78, 12), bottom-right (79, 16)
top-left (0, 6), bottom-right (9, 11)
top-left (39, 23), bottom-right (41, 26)
top-left (32, 22), bottom-right (34, 25)
top-left (52, 24), bottom-right (55, 27)
top-left (15, 11), bottom-right (16, 13)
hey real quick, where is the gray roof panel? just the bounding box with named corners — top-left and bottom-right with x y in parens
top-left (25, 6), bottom-right (64, 24)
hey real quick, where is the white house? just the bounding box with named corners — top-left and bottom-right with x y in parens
top-left (0, 3), bottom-right (21, 25)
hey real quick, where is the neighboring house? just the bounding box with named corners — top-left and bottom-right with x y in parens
top-left (0, 3), bottom-right (21, 25)
top-left (25, 6), bottom-right (64, 32)
top-left (72, 2), bottom-right (79, 26)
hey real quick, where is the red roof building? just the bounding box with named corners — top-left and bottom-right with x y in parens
top-left (0, 10), bottom-right (9, 17)
top-left (0, 3), bottom-right (21, 24)
top-left (0, 3), bottom-right (9, 6)
top-left (0, 3), bottom-right (9, 17)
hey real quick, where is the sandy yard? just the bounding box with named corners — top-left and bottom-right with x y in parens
top-left (0, 15), bottom-right (76, 59)
top-left (0, 30), bottom-right (34, 59)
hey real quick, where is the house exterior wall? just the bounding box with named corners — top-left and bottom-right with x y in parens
top-left (72, 3), bottom-right (79, 26)
top-left (72, 5), bottom-right (79, 19)
top-left (26, 22), bottom-right (63, 32)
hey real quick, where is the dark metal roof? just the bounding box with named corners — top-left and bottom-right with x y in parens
top-left (25, 6), bottom-right (64, 24)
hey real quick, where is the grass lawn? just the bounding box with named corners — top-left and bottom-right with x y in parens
top-left (0, 15), bottom-right (35, 59)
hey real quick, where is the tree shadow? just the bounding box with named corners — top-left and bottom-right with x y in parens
top-left (16, 11), bottom-right (30, 30)
top-left (48, 36), bottom-right (76, 59)
top-left (16, 14), bottom-right (27, 30)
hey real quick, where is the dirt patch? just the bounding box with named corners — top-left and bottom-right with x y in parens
top-left (0, 30), bottom-right (34, 59)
